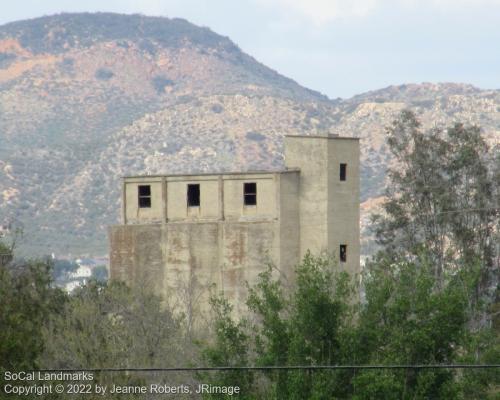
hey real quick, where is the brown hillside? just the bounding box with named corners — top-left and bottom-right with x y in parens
top-left (0, 13), bottom-right (498, 256)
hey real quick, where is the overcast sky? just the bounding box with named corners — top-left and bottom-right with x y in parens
top-left (1, 0), bottom-right (499, 98)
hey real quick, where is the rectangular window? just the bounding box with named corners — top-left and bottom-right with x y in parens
top-left (138, 185), bottom-right (151, 208)
top-left (187, 184), bottom-right (200, 207)
top-left (340, 163), bottom-right (347, 181)
top-left (340, 244), bottom-right (347, 262)
top-left (244, 182), bottom-right (257, 206)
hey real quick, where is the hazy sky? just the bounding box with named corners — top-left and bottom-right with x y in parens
top-left (1, 0), bottom-right (499, 98)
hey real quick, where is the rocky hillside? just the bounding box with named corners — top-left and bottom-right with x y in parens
top-left (0, 13), bottom-right (498, 256)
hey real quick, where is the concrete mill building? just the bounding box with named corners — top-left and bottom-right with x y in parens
top-left (109, 134), bottom-right (360, 316)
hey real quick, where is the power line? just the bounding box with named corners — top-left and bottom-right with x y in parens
top-left (31, 365), bottom-right (500, 373)
top-left (422, 207), bottom-right (499, 216)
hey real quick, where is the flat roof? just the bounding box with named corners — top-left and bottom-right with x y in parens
top-left (123, 167), bottom-right (301, 179)
top-left (285, 134), bottom-right (359, 140)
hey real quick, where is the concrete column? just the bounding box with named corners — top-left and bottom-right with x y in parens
top-left (162, 177), bottom-right (168, 223)
top-left (218, 176), bottom-right (225, 221)
top-left (121, 180), bottom-right (127, 224)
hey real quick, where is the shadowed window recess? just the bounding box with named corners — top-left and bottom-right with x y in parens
top-left (244, 182), bottom-right (257, 205)
top-left (340, 244), bottom-right (347, 262)
top-left (138, 185), bottom-right (151, 208)
top-left (187, 184), bottom-right (200, 207)
top-left (340, 163), bottom-right (347, 181)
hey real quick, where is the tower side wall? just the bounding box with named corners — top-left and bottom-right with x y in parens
top-left (284, 135), bottom-right (360, 275)
top-left (279, 170), bottom-right (301, 283)
top-left (327, 139), bottom-right (360, 276)
top-left (284, 137), bottom-right (329, 256)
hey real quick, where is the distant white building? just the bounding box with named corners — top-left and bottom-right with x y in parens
top-left (69, 265), bottom-right (92, 279)
top-left (0, 224), bottom-right (10, 238)
top-left (64, 279), bottom-right (87, 293)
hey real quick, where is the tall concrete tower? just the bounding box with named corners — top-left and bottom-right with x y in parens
top-left (109, 133), bottom-right (361, 318)
top-left (284, 134), bottom-right (360, 275)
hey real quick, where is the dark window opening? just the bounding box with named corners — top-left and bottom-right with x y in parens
top-left (340, 163), bottom-right (347, 181)
top-left (187, 184), bottom-right (200, 207)
top-left (244, 182), bottom-right (257, 206)
top-left (340, 244), bottom-right (347, 262)
top-left (138, 185), bottom-right (151, 208)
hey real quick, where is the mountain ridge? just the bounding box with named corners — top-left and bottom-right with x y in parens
top-left (0, 13), bottom-right (498, 256)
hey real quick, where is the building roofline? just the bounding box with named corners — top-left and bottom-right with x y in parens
top-left (122, 168), bottom-right (301, 179)
top-left (284, 134), bottom-right (359, 140)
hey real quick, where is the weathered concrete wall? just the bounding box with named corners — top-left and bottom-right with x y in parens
top-left (223, 175), bottom-right (277, 220)
top-left (109, 219), bottom-right (283, 318)
top-left (124, 178), bottom-right (164, 224)
top-left (108, 224), bottom-right (165, 294)
top-left (284, 135), bottom-right (360, 276)
top-left (220, 221), bottom-right (280, 312)
top-left (279, 171), bottom-right (301, 283)
top-left (167, 176), bottom-right (219, 221)
top-left (284, 136), bottom-right (330, 255)
top-left (327, 138), bottom-right (360, 276)
top-left (161, 222), bottom-right (220, 320)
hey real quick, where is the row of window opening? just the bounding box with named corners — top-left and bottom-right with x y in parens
top-left (137, 163), bottom-right (347, 208)
top-left (137, 182), bottom-right (258, 209)
top-left (138, 184), bottom-right (347, 261)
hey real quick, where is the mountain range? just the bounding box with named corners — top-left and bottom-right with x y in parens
top-left (0, 13), bottom-right (498, 257)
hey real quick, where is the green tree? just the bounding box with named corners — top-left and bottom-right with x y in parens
top-left (368, 110), bottom-right (499, 396)
top-left (203, 255), bottom-right (497, 398)
top-left (372, 110), bottom-right (499, 324)
top-left (201, 297), bottom-right (254, 399)
top-left (42, 280), bottom-right (182, 368)
top-left (41, 280), bottom-right (194, 399)
top-left (0, 250), bottom-right (66, 372)
top-left (353, 251), bottom-right (471, 399)
top-left (91, 264), bottom-right (108, 281)
top-left (0, 240), bottom-right (13, 267)
top-left (202, 254), bottom-right (357, 399)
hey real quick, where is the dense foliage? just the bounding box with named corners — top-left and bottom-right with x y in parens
top-left (0, 256), bottom-right (65, 373)
top-left (0, 245), bottom-right (196, 399)
top-left (201, 251), bottom-right (498, 399)
top-left (372, 111), bottom-right (499, 311)
top-left (201, 112), bottom-right (499, 398)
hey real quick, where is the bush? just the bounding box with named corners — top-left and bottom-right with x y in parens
top-left (152, 75), bottom-right (174, 94)
top-left (95, 67), bottom-right (114, 80)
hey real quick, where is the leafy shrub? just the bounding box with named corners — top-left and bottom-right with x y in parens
top-left (152, 75), bottom-right (174, 94)
top-left (246, 131), bottom-right (266, 141)
top-left (139, 39), bottom-right (156, 55)
top-left (95, 68), bottom-right (114, 80)
top-left (0, 52), bottom-right (16, 69)
top-left (91, 265), bottom-right (108, 281)
top-left (211, 103), bottom-right (224, 113)
top-left (57, 57), bottom-right (74, 72)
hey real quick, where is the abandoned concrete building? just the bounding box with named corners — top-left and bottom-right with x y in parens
top-left (109, 134), bottom-right (360, 315)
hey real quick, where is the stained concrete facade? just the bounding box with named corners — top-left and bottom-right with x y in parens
top-left (109, 134), bottom-right (359, 316)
